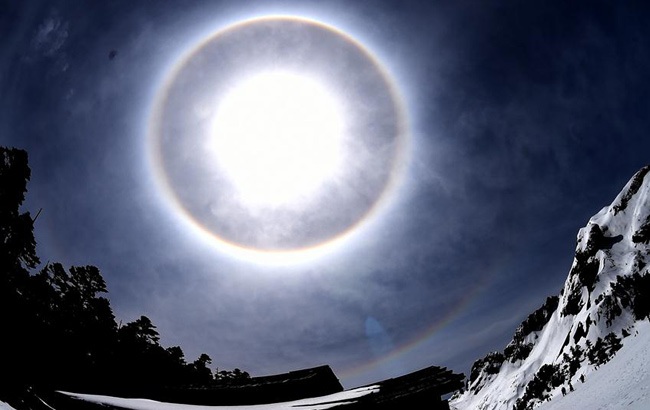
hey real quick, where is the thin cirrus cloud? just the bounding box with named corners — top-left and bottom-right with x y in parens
top-left (2, 0), bottom-right (650, 389)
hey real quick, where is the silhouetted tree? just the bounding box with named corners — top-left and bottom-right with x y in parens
top-left (120, 315), bottom-right (160, 346)
top-left (216, 367), bottom-right (251, 385)
top-left (188, 353), bottom-right (214, 386)
top-left (0, 146), bottom-right (248, 405)
top-left (0, 147), bottom-right (38, 273)
top-left (0, 147), bottom-right (41, 397)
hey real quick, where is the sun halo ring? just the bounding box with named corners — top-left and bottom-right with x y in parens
top-left (148, 15), bottom-right (409, 263)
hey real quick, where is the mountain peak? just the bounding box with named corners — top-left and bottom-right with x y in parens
top-left (452, 165), bottom-right (650, 410)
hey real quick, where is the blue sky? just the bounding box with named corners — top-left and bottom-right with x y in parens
top-left (2, 1), bottom-right (650, 388)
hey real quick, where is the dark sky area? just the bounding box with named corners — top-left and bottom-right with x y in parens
top-left (2, 1), bottom-right (650, 389)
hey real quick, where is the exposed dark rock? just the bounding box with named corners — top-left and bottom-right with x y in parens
top-left (584, 224), bottom-right (605, 256)
top-left (612, 165), bottom-right (650, 215)
top-left (599, 273), bottom-right (650, 322)
top-left (573, 253), bottom-right (600, 293)
top-left (586, 333), bottom-right (622, 367)
top-left (504, 341), bottom-right (534, 363)
top-left (599, 291), bottom-right (623, 327)
top-left (469, 352), bottom-right (504, 390)
top-left (513, 364), bottom-right (567, 410)
top-left (632, 215), bottom-right (650, 244)
top-left (566, 344), bottom-right (584, 377)
top-left (633, 252), bottom-right (646, 273)
top-left (572, 322), bottom-right (586, 344)
top-left (469, 296), bottom-right (562, 389)
top-left (512, 296), bottom-right (559, 344)
top-left (562, 287), bottom-right (584, 317)
top-left (562, 247), bottom-right (601, 317)
top-left (595, 293), bottom-right (604, 304)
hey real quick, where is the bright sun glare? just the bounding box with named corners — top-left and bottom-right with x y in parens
top-left (208, 71), bottom-right (346, 207)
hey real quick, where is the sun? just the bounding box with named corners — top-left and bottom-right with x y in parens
top-left (206, 71), bottom-right (346, 208)
top-left (152, 16), bottom-right (406, 254)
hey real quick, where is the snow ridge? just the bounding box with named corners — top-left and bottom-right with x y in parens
top-left (452, 165), bottom-right (650, 410)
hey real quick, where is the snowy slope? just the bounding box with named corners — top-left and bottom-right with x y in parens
top-left (536, 320), bottom-right (650, 410)
top-left (60, 385), bottom-right (379, 410)
top-left (452, 166), bottom-right (650, 410)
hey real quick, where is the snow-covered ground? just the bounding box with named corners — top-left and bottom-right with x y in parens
top-left (0, 402), bottom-right (16, 410)
top-left (536, 320), bottom-right (650, 410)
top-left (60, 385), bottom-right (379, 410)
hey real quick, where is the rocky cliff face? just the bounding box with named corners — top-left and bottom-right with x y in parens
top-left (452, 165), bottom-right (650, 410)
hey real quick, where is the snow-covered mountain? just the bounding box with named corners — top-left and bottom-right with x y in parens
top-left (452, 165), bottom-right (650, 410)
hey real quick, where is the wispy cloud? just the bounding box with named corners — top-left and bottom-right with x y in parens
top-left (32, 12), bottom-right (68, 57)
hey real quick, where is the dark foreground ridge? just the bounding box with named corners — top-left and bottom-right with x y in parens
top-left (41, 365), bottom-right (464, 410)
top-left (123, 365), bottom-right (344, 406)
top-left (351, 365), bottom-right (465, 409)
